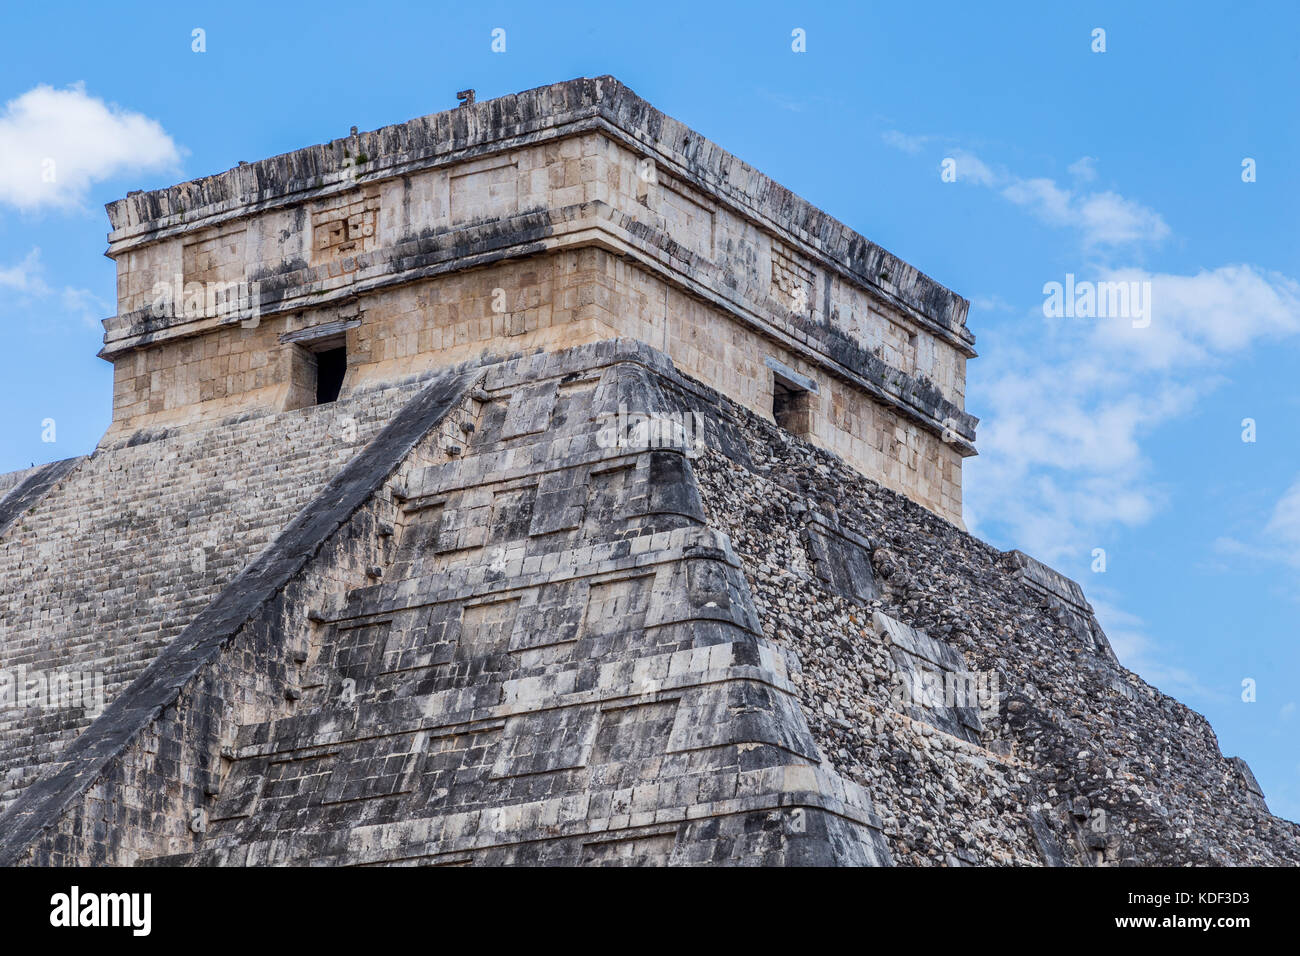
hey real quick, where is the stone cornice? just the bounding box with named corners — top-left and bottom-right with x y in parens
top-left (103, 76), bottom-right (973, 349)
top-left (98, 210), bottom-right (977, 451)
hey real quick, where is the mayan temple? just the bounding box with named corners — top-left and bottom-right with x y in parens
top-left (0, 76), bottom-right (1294, 867)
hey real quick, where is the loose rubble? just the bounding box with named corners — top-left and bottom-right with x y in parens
top-left (694, 397), bottom-right (1300, 866)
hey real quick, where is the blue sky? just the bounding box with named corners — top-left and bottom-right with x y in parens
top-left (1, 1), bottom-right (1297, 820)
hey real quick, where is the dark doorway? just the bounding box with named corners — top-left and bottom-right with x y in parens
top-left (772, 379), bottom-right (812, 436)
top-left (315, 346), bottom-right (347, 405)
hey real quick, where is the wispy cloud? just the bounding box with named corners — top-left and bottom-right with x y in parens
top-left (1067, 156), bottom-right (1098, 182)
top-left (1003, 181), bottom-right (1170, 246)
top-left (0, 83), bottom-right (180, 211)
top-left (1215, 476), bottom-right (1300, 579)
top-left (883, 132), bottom-right (1168, 248)
top-left (1264, 480), bottom-right (1300, 554)
top-left (0, 248), bottom-right (49, 295)
top-left (881, 129), bottom-right (931, 154)
top-left (886, 127), bottom-right (1300, 620)
top-left (966, 264), bottom-right (1300, 561)
top-left (946, 149), bottom-right (997, 187)
top-left (1091, 596), bottom-right (1217, 703)
top-left (1092, 265), bottom-right (1300, 368)
top-left (0, 248), bottom-right (106, 329)
top-left (968, 293), bottom-right (1017, 314)
top-left (60, 286), bottom-right (111, 329)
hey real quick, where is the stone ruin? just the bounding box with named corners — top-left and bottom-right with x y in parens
top-left (0, 77), bottom-right (1293, 866)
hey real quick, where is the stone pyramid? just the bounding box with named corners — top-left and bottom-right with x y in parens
top-left (0, 78), bottom-right (1293, 866)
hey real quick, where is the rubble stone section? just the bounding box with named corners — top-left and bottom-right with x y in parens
top-left (96, 76), bottom-right (975, 525)
top-left (874, 611), bottom-right (985, 746)
top-left (1003, 550), bottom-right (1117, 664)
top-left (690, 385), bottom-right (1300, 865)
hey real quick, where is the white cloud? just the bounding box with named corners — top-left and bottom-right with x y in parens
top-left (947, 149), bottom-right (997, 187)
top-left (882, 130), bottom-right (1168, 248)
top-left (1068, 156), bottom-right (1098, 182)
top-left (61, 286), bottom-right (111, 329)
top-left (0, 247), bottom-right (107, 329)
top-left (887, 129), bottom-right (1299, 580)
top-left (967, 348), bottom-right (1188, 560)
top-left (1264, 480), bottom-right (1300, 550)
top-left (968, 293), bottom-right (1016, 314)
top-left (1093, 265), bottom-right (1300, 369)
top-left (0, 247), bottom-right (47, 293)
top-left (1001, 176), bottom-right (1074, 223)
top-left (1078, 192), bottom-right (1171, 246)
top-left (966, 265), bottom-right (1300, 561)
top-left (1001, 178), bottom-right (1169, 247)
top-left (0, 83), bottom-right (180, 211)
top-left (1209, 474), bottom-right (1300, 582)
top-left (882, 130), bottom-right (930, 154)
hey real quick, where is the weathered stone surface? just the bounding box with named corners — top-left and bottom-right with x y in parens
top-left (3, 338), bottom-right (1295, 866)
top-left (0, 378), bottom-right (431, 817)
top-left (0, 457), bottom-right (81, 538)
top-left (0, 78), bottom-right (1293, 867)
top-left (692, 394), bottom-right (1299, 865)
top-left (2, 342), bottom-right (894, 866)
top-left (0, 364), bottom-right (482, 865)
top-left (96, 77), bottom-right (974, 524)
top-left (1228, 756), bottom-right (1268, 813)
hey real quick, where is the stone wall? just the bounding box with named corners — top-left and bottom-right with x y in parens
top-left (1, 342), bottom-right (892, 867)
top-left (2, 341), bottom-right (1293, 866)
top-left (97, 77), bottom-right (975, 526)
top-left (0, 365), bottom-right (480, 865)
top-left (104, 246), bottom-right (965, 522)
